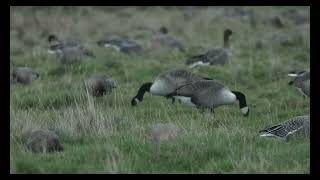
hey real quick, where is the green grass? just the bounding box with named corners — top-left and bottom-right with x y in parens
top-left (10, 6), bottom-right (310, 174)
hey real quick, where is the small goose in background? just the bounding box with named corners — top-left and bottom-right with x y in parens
top-left (85, 74), bottom-right (116, 97)
top-left (151, 26), bottom-right (186, 52)
top-left (288, 69), bottom-right (310, 97)
top-left (186, 29), bottom-right (233, 68)
top-left (259, 115), bottom-right (310, 140)
top-left (97, 35), bottom-right (143, 54)
top-left (168, 79), bottom-right (249, 116)
top-left (12, 67), bottom-right (39, 85)
top-left (131, 69), bottom-right (212, 106)
top-left (151, 123), bottom-right (180, 143)
top-left (47, 34), bottom-right (95, 58)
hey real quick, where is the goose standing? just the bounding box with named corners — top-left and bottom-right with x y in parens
top-left (259, 115), bottom-right (310, 140)
top-left (288, 69), bottom-right (310, 97)
top-left (167, 79), bottom-right (249, 116)
top-left (186, 29), bottom-right (233, 68)
top-left (131, 69), bottom-right (212, 106)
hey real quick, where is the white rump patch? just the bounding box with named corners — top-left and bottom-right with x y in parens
top-left (104, 44), bottom-right (121, 52)
top-left (189, 61), bottom-right (210, 68)
top-left (241, 107), bottom-right (249, 115)
top-left (173, 96), bottom-right (197, 107)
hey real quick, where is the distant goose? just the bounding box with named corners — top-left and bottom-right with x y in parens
top-left (85, 74), bottom-right (116, 97)
top-left (97, 35), bottom-right (143, 54)
top-left (131, 69), bottom-right (212, 106)
top-left (47, 34), bottom-right (95, 58)
top-left (186, 29), bottom-right (233, 68)
top-left (259, 115), bottom-right (310, 140)
top-left (288, 69), bottom-right (310, 97)
top-left (168, 79), bottom-right (249, 116)
top-left (12, 67), bottom-right (39, 84)
top-left (151, 26), bottom-right (186, 52)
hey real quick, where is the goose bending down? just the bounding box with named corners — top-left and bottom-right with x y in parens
top-left (47, 34), bottom-right (95, 58)
top-left (288, 69), bottom-right (310, 97)
top-left (186, 29), bottom-right (233, 68)
top-left (85, 74), bottom-right (116, 97)
top-left (167, 79), bottom-right (249, 116)
top-left (259, 115), bottom-right (310, 140)
top-left (131, 69), bottom-right (212, 106)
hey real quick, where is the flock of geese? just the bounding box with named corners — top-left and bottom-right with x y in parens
top-left (11, 25), bottom-right (310, 148)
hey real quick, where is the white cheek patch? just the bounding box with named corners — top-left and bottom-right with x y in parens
top-left (104, 44), bottom-right (121, 52)
top-left (288, 73), bottom-right (299, 77)
top-left (134, 98), bottom-right (140, 104)
top-left (241, 107), bottom-right (249, 115)
top-left (189, 61), bottom-right (210, 68)
top-left (173, 96), bottom-right (197, 107)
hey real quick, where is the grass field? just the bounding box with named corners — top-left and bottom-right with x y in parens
top-left (10, 6), bottom-right (310, 173)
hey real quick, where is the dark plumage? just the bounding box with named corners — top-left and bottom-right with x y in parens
top-left (85, 74), bottom-right (116, 97)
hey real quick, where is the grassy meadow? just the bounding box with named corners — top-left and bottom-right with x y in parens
top-left (10, 6), bottom-right (310, 173)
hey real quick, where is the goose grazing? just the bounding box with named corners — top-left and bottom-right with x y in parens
top-left (151, 26), bottom-right (186, 52)
top-left (259, 115), bottom-right (310, 140)
top-left (97, 35), bottom-right (143, 54)
top-left (186, 29), bottom-right (233, 68)
top-left (47, 34), bottom-right (95, 58)
top-left (288, 69), bottom-right (310, 97)
top-left (26, 129), bottom-right (64, 153)
top-left (85, 74), bottom-right (116, 97)
top-left (167, 79), bottom-right (249, 116)
top-left (131, 69), bottom-right (212, 106)
top-left (12, 67), bottom-right (39, 85)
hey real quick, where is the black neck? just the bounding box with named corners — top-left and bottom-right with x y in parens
top-left (135, 82), bottom-right (153, 101)
top-left (232, 91), bottom-right (247, 109)
top-left (224, 34), bottom-right (230, 49)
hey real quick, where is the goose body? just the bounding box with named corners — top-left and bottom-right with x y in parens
top-left (85, 74), bottom-right (116, 97)
top-left (259, 115), bottom-right (310, 140)
top-left (48, 34), bottom-right (95, 58)
top-left (12, 67), bottom-right (39, 84)
top-left (170, 80), bottom-right (249, 116)
top-left (131, 69), bottom-right (212, 106)
top-left (26, 129), bottom-right (63, 153)
top-left (288, 69), bottom-right (310, 97)
top-left (97, 35), bottom-right (143, 54)
top-left (186, 29), bottom-right (232, 68)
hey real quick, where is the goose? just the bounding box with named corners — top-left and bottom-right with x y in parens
top-left (12, 67), bottom-right (39, 84)
top-left (97, 35), bottom-right (143, 54)
top-left (288, 69), bottom-right (310, 97)
top-left (26, 129), bottom-right (64, 153)
top-left (259, 115), bottom-right (310, 140)
top-left (47, 34), bottom-right (95, 58)
top-left (85, 74), bottom-right (116, 97)
top-left (151, 26), bottom-right (185, 52)
top-left (167, 79), bottom-right (249, 116)
top-left (131, 69), bottom-right (212, 106)
top-left (186, 29), bottom-right (233, 68)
